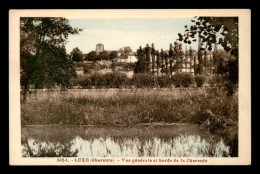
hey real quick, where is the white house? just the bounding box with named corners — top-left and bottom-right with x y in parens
top-left (127, 53), bottom-right (137, 63)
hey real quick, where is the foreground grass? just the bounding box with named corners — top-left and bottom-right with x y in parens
top-left (22, 88), bottom-right (237, 130)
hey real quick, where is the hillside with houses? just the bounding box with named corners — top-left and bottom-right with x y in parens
top-left (73, 42), bottom-right (216, 81)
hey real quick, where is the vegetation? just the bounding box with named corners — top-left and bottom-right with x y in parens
top-left (97, 51), bottom-right (109, 60)
top-left (132, 74), bottom-right (157, 88)
top-left (195, 75), bottom-right (206, 87)
top-left (178, 17), bottom-right (238, 95)
top-left (21, 89), bottom-right (237, 136)
top-left (70, 47), bottom-right (84, 62)
top-left (20, 17), bottom-right (81, 101)
top-left (172, 73), bottom-right (194, 88)
top-left (109, 51), bottom-right (118, 60)
top-left (134, 46), bottom-right (149, 74)
top-left (111, 62), bottom-right (135, 71)
top-left (86, 51), bottom-right (98, 61)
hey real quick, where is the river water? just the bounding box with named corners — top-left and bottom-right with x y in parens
top-left (21, 124), bottom-right (230, 157)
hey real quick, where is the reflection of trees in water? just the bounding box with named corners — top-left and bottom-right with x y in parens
top-left (22, 135), bottom-right (230, 157)
top-left (22, 138), bottom-right (78, 157)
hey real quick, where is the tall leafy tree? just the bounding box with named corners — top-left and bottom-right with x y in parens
top-left (204, 50), bottom-right (208, 74)
top-left (70, 47), bottom-right (83, 62)
top-left (189, 47), bottom-right (193, 73)
top-left (155, 50), bottom-right (160, 76)
top-left (134, 46), bottom-right (147, 74)
top-left (151, 43), bottom-right (156, 75)
top-left (20, 17), bottom-right (81, 101)
top-left (196, 37), bottom-right (204, 74)
top-left (178, 17), bottom-right (238, 95)
top-left (97, 51), bottom-right (109, 60)
top-left (144, 44), bottom-right (151, 73)
top-left (160, 49), bottom-right (165, 74)
top-left (169, 44), bottom-right (174, 77)
top-left (173, 42), bottom-right (184, 72)
top-left (165, 51), bottom-right (168, 74)
top-left (87, 51), bottom-right (98, 61)
top-left (109, 51), bottom-right (118, 60)
top-left (123, 46), bottom-right (132, 55)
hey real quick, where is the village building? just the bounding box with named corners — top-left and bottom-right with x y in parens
top-left (95, 43), bottom-right (104, 54)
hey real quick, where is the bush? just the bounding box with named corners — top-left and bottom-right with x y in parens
top-left (194, 75), bottom-right (206, 87)
top-left (132, 74), bottom-right (157, 88)
top-left (104, 72), bottom-right (129, 88)
top-left (208, 75), bottom-right (225, 88)
top-left (79, 77), bottom-right (92, 89)
top-left (172, 73), bottom-right (194, 87)
top-left (156, 75), bottom-right (172, 88)
top-left (90, 73), bottom-right (106, 88)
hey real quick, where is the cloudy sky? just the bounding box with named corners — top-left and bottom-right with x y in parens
top-left (65, 18), bottom-right (217, 54)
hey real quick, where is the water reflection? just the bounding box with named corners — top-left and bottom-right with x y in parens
top-left (21, 125), bottom-right (230, 157)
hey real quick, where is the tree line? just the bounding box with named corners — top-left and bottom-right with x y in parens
top-left (20, 17), bottom-right (238, 101)
top-left (70, 46), bottom-right (132, 62)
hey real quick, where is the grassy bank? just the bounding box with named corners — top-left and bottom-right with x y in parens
top-left (21, 88), bottom-right (237, 131)
top-left (21, 88), bottom-right (238, 156)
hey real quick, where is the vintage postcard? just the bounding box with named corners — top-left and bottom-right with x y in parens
top-left (9, 9), bottom-right (251, 165)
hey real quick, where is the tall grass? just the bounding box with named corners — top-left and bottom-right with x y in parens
top-left (22, 89), bottom-right (238, 129)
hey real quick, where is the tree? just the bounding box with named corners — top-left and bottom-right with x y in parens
top-left (87, 51), bottom-right (98, 61)
top-left (173, 42), bottom-right (184, 72)
top-left (134, 46), bottom-right (147, 74)
top-left (70, 47), bottom-right (83, 62)
top-left (169, 44), bottom-right (174, 77)
top-left (155, 50), bottom-right (160, 76)
top-left (204, 50), bottom-right (208, 74)
top-left (178, 17), bottom-right (238, 95)
top-left (97, 51), bottom-right (109, 60)
top-left (123, 46), bottom-right (132, 55)
top-left (144, 44), bottom-right (151, 73)
top-left (189, 47), bottom-right (193, 73)
top-left (160, 49), bottom-right (165, 74)
top-left (151, 43), bottom-right (156, 75)
top-left (20, 17), bottom-right (81, 101)
top-left (109, 51), bottom-right (118, 60)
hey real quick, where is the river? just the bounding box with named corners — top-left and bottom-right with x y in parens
top-left (21, 123), bottom-right (230, 157)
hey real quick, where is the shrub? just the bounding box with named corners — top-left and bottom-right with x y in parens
top-left (172, 72), bottom-right (194, 87)
top-left (90, 73), bottom-right (106, 88)
top-left (194, 75), bottom-right (206, 87)
top-left (208, 75), bottom-right (225, 88)
top-left (156, 75), bottom-right (172, 88)
top-left (104, 72), bottom-right (129, 88)
top-left (79, 77), bottom-right (92, 89)
top-left (132, 74), bottom-right (157, 88)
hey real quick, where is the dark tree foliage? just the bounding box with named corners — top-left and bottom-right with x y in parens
top-left (169, 44), bottom-right (174, 77)
top-left (204, 50), bottom-right (208, 73)
top-left (70, 47), bottom-right (83, 62)
top-left (172, 42), bottom-right (184, 72)
top-left (87, 51), bottom-right (98, 61)
top-left (155, 50), bottom-right (160, 75)
top-left (20, 17), bottom-right (81, 101)
top-left (160, 49), bottom-right (165, 73)
top-left (189, 47), bottom-right (193, 72)
top-left (178, 17), bottom-right (238, 95)
top-left (109, 51), bottom-right (118, 60)
top-left (144, 44), bottom-right (151, 73)
top-left (134, 46), bottom-right (148, 74)
top-left (97, 51), bottom-right (109, 60)
top-left (151, 43), bottom-right (156, 75)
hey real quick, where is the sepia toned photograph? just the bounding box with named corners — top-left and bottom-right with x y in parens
top-left (9, 9), bottom-right (251, 165)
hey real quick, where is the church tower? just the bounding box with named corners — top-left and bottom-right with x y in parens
top-left (96, 43), bottom-right (104, 54)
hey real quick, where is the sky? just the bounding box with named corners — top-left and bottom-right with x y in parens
top-left (65, 18), bottom-right (221, 54)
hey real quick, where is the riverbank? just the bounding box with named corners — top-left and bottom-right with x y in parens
top-left (21, 88), bottom-right (237, 131)
top-left (21, 88), bottom-right (238, 156)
